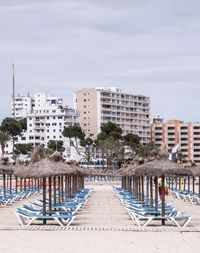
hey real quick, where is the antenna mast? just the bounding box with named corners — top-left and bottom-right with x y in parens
top-left (12, 63), bottom-right (15, 119)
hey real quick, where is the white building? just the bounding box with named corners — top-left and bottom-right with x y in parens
top-left (11, 94), bottom-right (33, 118)
top-left (6, 92), bottom-right (81, 160)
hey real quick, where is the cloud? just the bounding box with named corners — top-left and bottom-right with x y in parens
top-left (0, 0), bottom-right (200, 123)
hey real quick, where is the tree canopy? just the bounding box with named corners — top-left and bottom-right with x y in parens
top-left (97, 121), bottom-right (123, 140)
top-left (0, 131), bottom-right (12, 156)
top-left (62, 125), bottom-right (85, 140)
top-left (0, 117), bottom-right (22, 137)
top-left (18, 118), bottom-right (27, 131)
top-left (14, 143), bottom-right (33, 155)
top-left (62, 125), bottom-right (85, 155)
top-left (47, 140), bottom-right (65, 152)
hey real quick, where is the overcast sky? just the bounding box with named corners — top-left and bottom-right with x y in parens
top-left (0, 0), bottom-right (200, 123)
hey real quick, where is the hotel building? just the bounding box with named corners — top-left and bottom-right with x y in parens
top-left (151, 119), bottom-right (200, 164)
top-left (74, 87), bottom-right (151, 144)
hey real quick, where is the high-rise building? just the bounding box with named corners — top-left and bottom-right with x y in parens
top-left (74, 87), bottom-right (151, 143)
top-left (151, 119), bottom-right (200, 164)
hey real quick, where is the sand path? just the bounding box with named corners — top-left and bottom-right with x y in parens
top-left (73, 184), bottom-right (133, 228)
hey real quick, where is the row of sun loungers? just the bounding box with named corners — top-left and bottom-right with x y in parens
top-left (85, 177), bottom-right (120, 182)
top-left (113, 187), bottom-right (192, 228)
top-left (15, 188), bottom-right (93, 227)
top-left (0, 187), bottom-right (42, 207)
top-left (170, 189), bottom-right (200, 205)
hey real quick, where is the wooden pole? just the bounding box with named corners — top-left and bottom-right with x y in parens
top-left (146, 176), bottom-right (149, 201)
top-left (3, 174), bottom-right (6, 196)
top-left (188, 176), bottom-right (190, 193)
top-left (9, 174), bottom-right (12, 195)
top-left (155, 176), bottom-right (158, 215)
top-left (15, 176), bottom-right (18, 194)
top-left (43, 177), bottom-right (46, 225)
top-left (61, 175), bottom-right (64, 202)
top-left (184, 178), bottom-right (186, 191)
top-left (141, 176), bottom-right (144, 201)
top-left (138, 176), bottom-right (141, 200)
top-left (161, 175), bottom-right (165, 225)
top-left (193, 177), bottom-right (195, 194)
top-left (150, 177), bottom-right (153, 207)
top-left (49, 176), bottom-right (52, 211)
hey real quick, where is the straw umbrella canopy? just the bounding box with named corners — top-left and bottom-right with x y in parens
top-left (0, 164), bottom-right (16, 174)
top-left (14, 158), bottom-right (67, 178)
top-left (188, 165), bottom-right (200, 177)
top-left (134, 158), bottom-right (192, 177)
top-left (64, 162), bottom-right (90, 176)
top-left (118, 163), bottom-right (138, 177)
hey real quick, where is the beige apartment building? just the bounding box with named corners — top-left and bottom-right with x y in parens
top-left (151, 119), bottom-right (200, 164)
top-left (74, 87), bottom-right (151, 143)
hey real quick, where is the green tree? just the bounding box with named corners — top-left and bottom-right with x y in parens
top-left (18, 118), bottom-right (27, 131)
top-left (0, 117), bottom-right (22, 156)
top-left (123, 133), bottom-right (141, 160)
top-left (47, 140), bottom-right (65, 152)
top-left (0, 131), bottom-right (12, 156)
top-left (14, 143), bottom-right (33, 155)
top-left (0, 117), bottom-right (22, 137)
top-left (80, 137), bottom-right (94, 147)
top-left (96, 122), bottom-right (124, 169)
top-left (97, 121), bottom-right (123, 140)
top-left (80, 138), bottom-right (95, 166)
top-left (96, 136), bottom-right (123, 169)
top-left (123, 133), bottom-right (141, 148)
top-left (62, 125), bottom-right (85, 155)
top-left (135, 141), bottom-right (159, 158)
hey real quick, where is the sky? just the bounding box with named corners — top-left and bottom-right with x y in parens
top-left (0, 0), bottom-right (200, 123)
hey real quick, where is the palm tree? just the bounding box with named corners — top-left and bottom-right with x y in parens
top-left (0, 131), bottom-right (12, 156)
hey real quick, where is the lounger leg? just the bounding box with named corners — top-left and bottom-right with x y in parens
top-left (15, 213), bottom-right (27, 226)
top-left (170, 218), bottom-right (181, 228)
top-left (182, 217), bottom-right (192, 228)
top-left (143, 217), bottom-right (153, 227)
top-left (27, 218), bottom-right (36, 227)
top-left (55, 218), bottom-right (65, 227)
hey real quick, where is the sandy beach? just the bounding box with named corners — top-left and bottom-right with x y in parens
top-left (0, 182), bottom-right (200, 253)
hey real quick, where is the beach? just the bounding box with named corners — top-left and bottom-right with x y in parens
top-left (0, 182), bottom-right (200, 253)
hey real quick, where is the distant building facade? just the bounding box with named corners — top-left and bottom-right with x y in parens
top-left (6, 92), bottom-right (81, 160)
top-left (151, 119), bottom-right (200, 164)
top-left (74, 87), bottom-right (151, 144)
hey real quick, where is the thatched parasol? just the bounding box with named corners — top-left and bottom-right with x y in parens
top-left (14, 158), bottom-right (68, 178)
top-left (0, 164), bottom-right (16, 174)
top-left (134, 158), bottom-right (192, 177)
